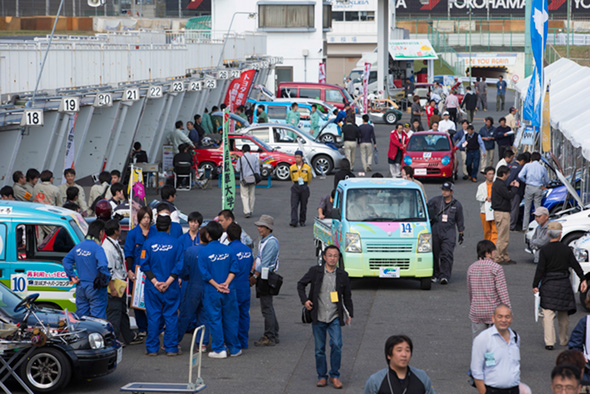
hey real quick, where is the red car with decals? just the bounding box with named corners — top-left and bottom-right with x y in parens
top-left (194, 134), bottom-right (296, 181)
top-left (403, 132), bottom-right (457, 180)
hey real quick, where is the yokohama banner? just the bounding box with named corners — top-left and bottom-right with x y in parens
top-left (224, 69), bottom-right (257, 111)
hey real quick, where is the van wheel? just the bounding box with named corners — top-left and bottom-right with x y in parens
top-left (20, 347), bottom-right (72, 393)
top-left (312, 155), bottom-right (334, 175)
top-left (420, 278), bottom-right (432, 290)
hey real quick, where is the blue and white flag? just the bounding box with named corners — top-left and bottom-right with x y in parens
top-left (523, 0), bottom-right (548, 127)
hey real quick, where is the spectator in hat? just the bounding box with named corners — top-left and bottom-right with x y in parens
top-left (427, 182), bottom-right (465, 284)
top-left (289, 151), bottom-right (312, 227)
top-left (529, 207), bottom-right (550, 263)
top-left (439, 111), bottom-right (455, 134)
top-left (533, 221), bottom-right (588, 351)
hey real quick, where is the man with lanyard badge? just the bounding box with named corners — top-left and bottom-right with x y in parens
top-left (289, 150), bottom-right (312, 227)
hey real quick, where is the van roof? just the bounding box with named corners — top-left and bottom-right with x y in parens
top-left (0, 201), bottom-right (76, 222)
top-left (338, 178), bottom-right (421, 190)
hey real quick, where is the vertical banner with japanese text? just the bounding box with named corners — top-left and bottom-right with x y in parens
top-left (63, 113), bottom-right (77, 178)
top-left (363, 62), bottom-right (371, 114)
top-left (222, 108), bottom-right (236, 210)
top-left (319, 62), bottom-right (326, 84)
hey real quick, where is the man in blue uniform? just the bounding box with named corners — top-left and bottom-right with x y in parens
top-left (226, 223), bottom-right (254, 349)
top-left (177, 227), bottom-right (209, 351)
top-left (124, 206), bottom-right (156, 343)
top-left (153, 203), bottom-right (183, 238)
top-left (198, 221), bottom-right (241, 359)
top-left (140, 215), bottom-right (184, 356)
top-left (63, 220), bottom-right (111, 319)
top-left (179, 211), bottom-right (203, 249)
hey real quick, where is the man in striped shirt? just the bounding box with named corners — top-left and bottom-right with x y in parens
top-left (467, 240), bottom-right (511, 339)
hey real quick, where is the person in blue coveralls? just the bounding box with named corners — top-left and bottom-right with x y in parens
top-left (153, 202), bottom-right (183, 238)
top-left (140, 215), bottom-right (184, 356)
top-left (124, 206), bottom-right (156, 343)
top-left (177, 227), bottom-right (209, 351)
top-left (63, 220), bottom-right (110, 319)
top-left (198, 221), bottom-right (241, 359)
top-left (226, 223), bottom-right (254, 349)
top-left (179, 211), bottom-right (202, 250)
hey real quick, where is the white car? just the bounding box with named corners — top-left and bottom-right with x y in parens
top-left (571, 234), bottom-right (590, 310)
top-left (525, 206), bottom-right (590, 255)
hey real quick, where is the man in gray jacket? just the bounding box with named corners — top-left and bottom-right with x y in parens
top-left (364, 335), bottom-right (435, 394)
top-left (235, 144), bottom-right (260, 218)
top-left (529, 207), bottom-right (550, 263)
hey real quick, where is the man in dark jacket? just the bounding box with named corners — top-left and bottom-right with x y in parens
top-left (533, 222), bottom-right (588, 350)
top-left (492, 165), bottom-right (519, 264)
top-left (342, 119), bottom-right (361, 170)
top-left (461, 86), bottom-right (478, 123)
top-left (297, 246), bottom-right (353, 389)
top-left (506, 153), bottom-right (527, 230)
top-left (494, 117), bottom-right (514, 160)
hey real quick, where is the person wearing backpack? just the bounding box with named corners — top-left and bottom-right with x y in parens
top-left (235, 144), bottom-right (261, 218)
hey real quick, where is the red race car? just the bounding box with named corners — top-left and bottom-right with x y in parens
top-left (194, 134), bottom-right (296, 181)
top-left (403, 131), bottom-right (457, 180)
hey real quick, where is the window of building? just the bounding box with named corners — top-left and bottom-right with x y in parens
top-left (332, 11), bottom-right (374, 22)
top-left (258, 3), bottom-right (314, 29)
top-left (323, 3), bottom-right (332, 29)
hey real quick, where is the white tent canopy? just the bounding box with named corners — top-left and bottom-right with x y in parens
top-left (515, 58), bottom-right (590, 161)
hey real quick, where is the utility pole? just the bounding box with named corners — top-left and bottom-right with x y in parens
top-left (566, 0), bottom-right (571, 58)
top-left (468, 0), bottom-right (472, 87)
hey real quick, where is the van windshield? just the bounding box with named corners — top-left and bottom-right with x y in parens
top-left (346, 188), bottom-right (426, 222)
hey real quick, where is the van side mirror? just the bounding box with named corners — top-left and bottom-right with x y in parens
top-left (329, 208), bottom-right (341, 220)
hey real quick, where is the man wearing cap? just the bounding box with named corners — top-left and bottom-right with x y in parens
top-left (529, 207), bottom-right (550, 264)
top-left (533, 222), bottom-right (588, 350)
top-left (140, 215), bottom-right (184, 356)
top-left (251, 215), bottom-right (280, 346)
top-left (439, 111), bottom-right (455, 134)
top-left (427, 182), bottom-right (465, 284)
top-left (505, 107), bottom-right (519, 131)
top-left (290, 150), bottom-right (312, 227)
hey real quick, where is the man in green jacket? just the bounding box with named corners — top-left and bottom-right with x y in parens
top-left (286, 103), bottom-right (300, 128)
top-left (256, 105), bottom-right (269, 123)
top-left (310, 104), bottom-right (320, 136)
top-left (201, 108), bottom-right (214, 134)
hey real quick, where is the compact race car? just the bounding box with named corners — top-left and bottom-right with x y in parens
top-left (193, 134), bottom-right (296, 181)
top-left (403, 132), bottom-right (456, 180)
top-left (367, 98), bottom-right (404, 125)
top-left (0, 286), bottom-right (121, 393)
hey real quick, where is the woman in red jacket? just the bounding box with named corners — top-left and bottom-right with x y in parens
top-left (388, 124), bottom-right (409, 178)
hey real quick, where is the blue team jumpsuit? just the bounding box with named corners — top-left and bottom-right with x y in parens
top-left (124, 225), bottom-right (157, 333)
top-left (198, 240), bottom-right (240, 354)
top-left (228, 240), bottom-right (253, 349)
top-left (177, 244), bottom-right (209, 344)
top-left (63, 239), bottom-right (111, 319)
top-left (140, 231), bottom-right (184, 354)
top-left (151, 222), bottom-right (183, 239)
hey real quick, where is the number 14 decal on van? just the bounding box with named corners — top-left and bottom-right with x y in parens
top-left (400, 223), bottom-right (414, 237)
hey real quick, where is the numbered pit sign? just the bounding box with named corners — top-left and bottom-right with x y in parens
top-left (252, 63), bottom-right (260, 70)
top-left (94, 93), bottom-right (113, 107)
top-left (230, 70), bottom-right (241, 79)
top-left (400, 223), bottom-right (414, 237)
top-left (204, 79), bottom-right (216, 89)
top-left (148, 85), bottom-right (163, 98)
top-left (59, 97), bottom-right (80, 113)
top-left (124, 88), bottom-right (140, 102)
top-left (217, 70), bottom-right (229, 80)
top-left (11, 273), bottom-right (27, 294)
top-left (170, 81), bottom-right (185, 93)
top-left (21, 109), bottom-right (44, 126)
top-left (188, 81), bottom-right (202, 91)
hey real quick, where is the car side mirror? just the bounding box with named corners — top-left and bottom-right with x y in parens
top-left (330, 208), bottom-right (341, 220)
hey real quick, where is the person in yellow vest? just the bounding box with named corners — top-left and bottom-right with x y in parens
top-left (289, 151), bottom-right (312, 227)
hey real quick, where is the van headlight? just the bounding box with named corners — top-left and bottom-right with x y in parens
top-left (88, 333), bottom-right (104, 349)
top-left (345, 232), bottom-right (362, 253)
top-left (417, 233), bottom-right (432, 253)
top-left (575, 248), bottom-right (588, 263)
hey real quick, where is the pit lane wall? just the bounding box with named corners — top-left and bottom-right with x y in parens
top-left (0, 31), bottom-right (274, 185)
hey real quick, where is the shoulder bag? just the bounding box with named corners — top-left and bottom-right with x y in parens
top-left (240, 155), bottom-right (262, 186)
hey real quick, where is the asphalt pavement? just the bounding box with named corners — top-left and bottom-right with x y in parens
top-left (14, 90), bottom-right (580, 394)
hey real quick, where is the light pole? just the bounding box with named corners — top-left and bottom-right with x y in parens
top-left (217, 12), bottom-right (257, 68)
top-left (566, 0), bottom-right (571, 58)
top-left (468, 0), bottom-right (473, 87)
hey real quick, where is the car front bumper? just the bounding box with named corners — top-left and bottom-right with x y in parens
top-left (71, 344), bottom-right (120, 379)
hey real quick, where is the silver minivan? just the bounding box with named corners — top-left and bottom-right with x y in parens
top-left (238, 123), bottom-right (345, 175)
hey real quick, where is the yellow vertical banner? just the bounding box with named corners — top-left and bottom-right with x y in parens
top-left (541, 85), bottom-right (551, 153)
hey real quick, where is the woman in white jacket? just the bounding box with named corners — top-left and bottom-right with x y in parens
top-left (475, 166), bottom-right (497, 244)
